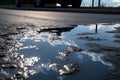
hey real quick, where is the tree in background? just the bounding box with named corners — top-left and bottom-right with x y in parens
top-left (98, 0), bottom-right (101, 7)
top-left (92, 0), bottom-right (94, 7)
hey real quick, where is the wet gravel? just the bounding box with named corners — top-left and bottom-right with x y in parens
top-left (0, 22), bottom-right (17, 80)
top-left (86, 42), bottom-right (120, 80)
top-left (0, 22), bottom-right (38, 80)
top-left (104, 26), bottom-right (120, 80)
top-left (79, 36), bottom-right (102, 41)
top-left (103, 54), bottom-right (120, 80)
top-left (86, 43), bottom-right (120, 53)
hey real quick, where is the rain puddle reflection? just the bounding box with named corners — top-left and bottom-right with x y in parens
top-left (1, 23), bottom-right (120, 80)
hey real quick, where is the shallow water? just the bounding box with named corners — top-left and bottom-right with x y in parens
top-left (14, 23), bottom-right (120, 80)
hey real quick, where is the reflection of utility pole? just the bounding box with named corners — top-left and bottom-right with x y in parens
top-left (92, 0), bottom-right (94, 7)
top-left (95, 24), bottom-right (98, 33)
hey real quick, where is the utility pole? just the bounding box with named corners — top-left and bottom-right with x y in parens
top-left (98, 0), bottom-right (101, 7)
top-left (92, 0), bottom-right (94, 7)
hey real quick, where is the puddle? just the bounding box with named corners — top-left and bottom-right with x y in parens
top-left (1, 23), bottom-right (120, 80)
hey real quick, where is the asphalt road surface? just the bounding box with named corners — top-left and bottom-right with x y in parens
top-left (0, 8), bottom-right (120, 27)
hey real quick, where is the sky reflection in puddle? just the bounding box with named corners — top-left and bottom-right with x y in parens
top-left (15, 23), bottom-right (120, 80)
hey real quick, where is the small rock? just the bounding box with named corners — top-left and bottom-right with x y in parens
top-left (16, 27), bottom-right (26, 30)
top-left (79, 36), bottom-right (102, 41)
top-left (114, 34), bottom-right (120, 38)
top-left (87, 43), bottom-right (120, 53)
top-left (68, 46), bottom-right (82, 52)
top-left (0, 38), bottom-right (4, 44)
top-left (0, 53), bottom-right (6, 57)
top-left (59, 63), bottom-right (80, 75)
top-left (49, 63), bottom-right (59, 68)
top-left (58, 51), bottom-right (71, 57)
top-left (59, 68), bottom-right (69, 75)
top-left (77, 32), bottom-right (95, 35)
top-left (114, 39), bottom-right (120, 43)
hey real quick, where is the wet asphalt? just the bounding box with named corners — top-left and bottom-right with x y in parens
top-left (0, 8), bottom-right (120, 27)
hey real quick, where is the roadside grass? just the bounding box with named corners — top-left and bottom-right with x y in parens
top-left (0, 3), bottom-right (57, 8)
top-left (0, 4), bottom-right (54, 8)
top-left (0, 4), bottom-right (35, 8)
top-left (21, 4), bottom-right (35, 7)
top-left (45, 4), bottom-right (56, 7)
top-left (0, 4), bottom-right (16, 8)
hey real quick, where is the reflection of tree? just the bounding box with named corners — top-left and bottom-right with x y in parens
top-left (92, 0), bottom-right (94, 7)
top-left (92, 0), bottom-right (101, 7)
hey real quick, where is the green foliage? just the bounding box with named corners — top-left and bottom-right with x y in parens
top-left (0, 4), bottom-right (15, 8)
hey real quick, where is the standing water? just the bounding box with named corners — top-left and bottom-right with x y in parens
top-left (3, 23), bottom-right (120, 80)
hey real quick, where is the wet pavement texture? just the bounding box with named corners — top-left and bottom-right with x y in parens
top-left (0, 8), bottom-right (120, 27)
top-left (0, 22), bottom-right (120, 80)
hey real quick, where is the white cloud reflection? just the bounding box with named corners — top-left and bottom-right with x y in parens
top-left (79, 23), bottom-right (120, 32)
top-left (78, 51), bottom-right (113, 67)
top-left (33, 62), bottom-right (59, 75)
top-left (18, 29), bottom-right (77, 47)
top-left (19, 45), bottom-right (38, 50)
